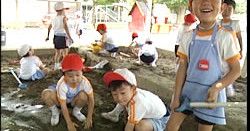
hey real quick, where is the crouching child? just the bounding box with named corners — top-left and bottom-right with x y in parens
top-left (41, 53), bottom-right (94, 130)
top-left (103, 68), bottom-right (170, 131)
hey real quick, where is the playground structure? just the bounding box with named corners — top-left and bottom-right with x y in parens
top-left (2, 0), bottom-right (177, 33)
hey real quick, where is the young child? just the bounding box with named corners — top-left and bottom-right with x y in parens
top-left (128, 32), bottom-right (145, 56)
top-left (74, 11), bottom-right (84, 39)
top-left (45, 2), bottom-right (74, 70)
top-left (137, 37), bottom-right (158, 67)
top-left (103, 68), bottom-right (170, 131)
top-left (96, 23), bottom-right (119, 57)
top-left (220, 0), bottom-right (242, 58)
top-left (220, 0), bottom-right (242, 97)
top-left (16, 44), bottom-right (51, 81)
top-left (41, 53), bottom-right (94, 130)
top-left (175, 13), bottom-right (197, 72)
top-left (166, 0), bottom-right (241, 131)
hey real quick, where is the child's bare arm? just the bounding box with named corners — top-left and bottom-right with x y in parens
top-left (173, 58), bottom-right (188, 99)
top-left (83, 94), bottom-right (94, 129)
top-left (99, 35), bottom-right (105, 48)
top-left (236, 32), bottom-right (243, 59)
top-left (125, 122), bottom-right (136, 131)
top-left (45, 24), bottom-right (52, 41)
top-left (170, 58), bottom-right (188, 111)
top-left (63, 17), bottom-right (73, 43)
top-left (60, 101), bottom-right (78, 131)
top-left (207, 60), bottom-right (240, 106)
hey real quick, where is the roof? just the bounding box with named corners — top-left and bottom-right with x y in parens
top-left (153, 3), bottom-right (171, 17)
top-left (128, 1), bottom-right (149, 16)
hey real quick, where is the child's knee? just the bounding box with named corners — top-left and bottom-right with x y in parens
top-left (41, 89), bottom-right (55, 101)
top-left (77, 91), bottom-right (88, 102)
top-left (135, 121), bottom-right (150, 131)
top-left (43, 68), bottom-right (51, 75)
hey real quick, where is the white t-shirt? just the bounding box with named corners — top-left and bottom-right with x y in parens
top-left (52, 15), bottom-right (65, 34)
top-left (126, 88), bottom-right (166, 124)
top-left (56, 76), bottom-right (93, 103)
top-left (138, 44), bottom-right (158, 60)
top-left (176, 24), bottom-right (197, 45)
top-left (103, 32), bottom-right (119, 47)
top-left (19, 56), bottom-right (43, 80)
top-left (219, 19), bottom-right (241, 33)
top-left (177, 26), bottom-right (240, 76)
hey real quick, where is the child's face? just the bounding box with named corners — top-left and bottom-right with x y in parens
top-left (191, 0), bottom-right (225, 24)
top-left (222, 4), bottom-right (234, 18)
top-left (64, 70), bottom-right (83, 85)
top-left (111, 84), bottom-right (135, 106)
top-left (97, 30), bottom-right (105, 35)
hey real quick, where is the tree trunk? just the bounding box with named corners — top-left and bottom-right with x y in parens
top-left (175, 6), bottom-right (187, 25)
top-left (145, 0), bottom-right (152, 34)
top-left (91, 0), bottom-right (96, 28)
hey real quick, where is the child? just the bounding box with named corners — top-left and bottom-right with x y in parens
top-left (17, 44), bottom-right (51, 81)
top-left (45, 2), bottom-right (74, 70)
top-left (96, 23), bottom-right (119, 57)
top-left (103, 68), bottom-right (170, 131)
top-left (220, 0), bottom-right (242, 97)
top-left (74, 11), bottom-right (84, 39)
top-left (240, 52), bottom-right (247, 79)
top-left (128, 32), bottom-right (145, 56)
top-left (166, 0), bottom-right (241, 131)
top-left (137, 37), bottom-right (158, 67)
top-left (175, 13), bottom-right (197, 72)
top-left (220, 0), bottom-right (242, 59)
top-left (41, 53), bottom-right (94, 130)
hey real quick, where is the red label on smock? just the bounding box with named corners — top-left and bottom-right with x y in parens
top-left (198, 59), bottom-right (209, 70)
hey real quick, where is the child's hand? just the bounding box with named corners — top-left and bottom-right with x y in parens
top-left (206, 85), bottom-right (220, 109)
top-left (45, 37), bottom-right (49, 41)
top-left (83, 117), bottom-right (92, 129)
top-left (70, 38), bottom-right (74, 43)
top-left (170, 96), bottom-right (181, 112)
top-left (67, 122), bottom-right (78, 131)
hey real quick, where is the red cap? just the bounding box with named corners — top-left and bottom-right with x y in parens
top-left (62, 53), bottom-right (83, 72)
top-left (184, 14), bottom-right (197, 23)
top-left (103, 68), bottom-right (137, 87)
top-left (132, 32), bottom-right (138, 37)
top-left (96, 24), bottom-right (107, 31)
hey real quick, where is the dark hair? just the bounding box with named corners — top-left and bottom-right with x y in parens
top-left (145, 41), bottom-right (152, 45)
top-left (109, 80), bottom-right (132, 91)
top-left (132, 36), bottom-right (138, 40)
top-left (22, 52), bottom-right (30, 57)
top-left (224, 0), bottom-right (236, 9)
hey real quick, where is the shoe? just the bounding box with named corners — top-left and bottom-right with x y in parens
top-left (51, 108), bottom-right (60, 126)
top-left (54, 63), bottom-right (62, 70)
top-left (99, 49), bottom-right (109, 54)
top-left (226, 85), bottom-right (235, 97)
top-left (151, 63), bottom-right (157, 67)
top-left (111, 52), bottom-right (116, 57)
top-left (72, 110), bottom-right (86, 122)
top-left (101, 112), bottom-right (119, 122)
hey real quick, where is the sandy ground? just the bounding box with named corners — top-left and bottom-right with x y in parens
top-left (1, 47), bottom-right (247, 131)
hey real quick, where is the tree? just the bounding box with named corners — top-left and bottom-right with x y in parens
top-left (155, 0), bottom-right (189, 25)
top-left (235, 0), bottom-right (247, 14)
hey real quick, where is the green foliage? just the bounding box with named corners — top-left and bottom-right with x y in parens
top-left (154, 0), bottom-right (189, 9)
top-left (235, 1), bottom-right (247, 14)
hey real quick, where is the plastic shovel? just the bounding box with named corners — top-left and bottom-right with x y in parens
top-left (10, 69), bottom-right (28, 88)
top-left (83, 59), bottom-right (109, 71)
top-left (175, 97), bottom-right (246, 112)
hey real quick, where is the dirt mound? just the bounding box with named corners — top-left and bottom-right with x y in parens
top-left (1, 47), bottom-right (247, 131)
